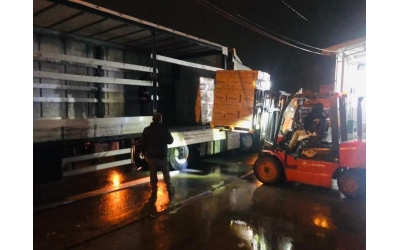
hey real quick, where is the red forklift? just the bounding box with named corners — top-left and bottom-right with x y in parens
top-left (254, 91), bottom-right (366, 199)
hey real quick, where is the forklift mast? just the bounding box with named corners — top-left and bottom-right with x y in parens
top-left (329, 95), bottom-right (340, 153)
top-left (259, 91), bottom-right (292, 147)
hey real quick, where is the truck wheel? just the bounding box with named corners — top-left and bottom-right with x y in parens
top-left (338, 169), bottom-right (365, 199)
top-left (240, 133), bottom-right (254, 151)
top-left (253, 156), bottom-right (283, 184)
top-left (168, 145), bottom-right (192, 171)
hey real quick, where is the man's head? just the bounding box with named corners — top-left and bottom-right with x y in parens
top-left (152, 112), bottom-right (162, 123)
top-left (312, 103), bottom-right (324, 113)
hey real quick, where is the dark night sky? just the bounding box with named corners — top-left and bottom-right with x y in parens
top-left (86, 0), bottom-right (366, 92)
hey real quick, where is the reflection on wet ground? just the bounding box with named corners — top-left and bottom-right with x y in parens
top-left (73, 175), bottom-right (365, 250)
top-left (33, 151), bottom-right (256, 208)
top-left (33, 151), bottom-right (256, 249)
top-left (33, 151), bottom-right (365, 250)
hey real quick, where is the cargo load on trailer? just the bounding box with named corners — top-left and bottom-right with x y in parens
top-left (212, 70), bottom-right (270, 129)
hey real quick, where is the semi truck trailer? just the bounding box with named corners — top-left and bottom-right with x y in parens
top-left (33, 0), bottom-right (271, 183)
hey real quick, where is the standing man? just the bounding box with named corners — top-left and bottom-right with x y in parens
top-left (141, 112), bottom-right (175, 197)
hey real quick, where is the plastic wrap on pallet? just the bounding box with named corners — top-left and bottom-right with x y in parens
top-left (197, 77), bottom-right (215, 124)
top-left (256, 79), bottom-right (271, 90)
top-left (257, 71), bottom-right (271, 81)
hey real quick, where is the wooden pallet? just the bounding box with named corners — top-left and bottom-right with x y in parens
top-left (211, 124), bottom-right (252, 132)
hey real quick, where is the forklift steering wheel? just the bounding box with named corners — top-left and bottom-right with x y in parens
top-left (292, 119), bottom-right (304, 131)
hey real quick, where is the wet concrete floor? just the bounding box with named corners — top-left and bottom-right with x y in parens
top-left (33, 151), bottom-right (366, 250)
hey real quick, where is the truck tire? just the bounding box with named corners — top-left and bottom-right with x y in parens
top-left (168, 145), bottom-right (196, 171)
top-left (240, 133), bottom-right (254, 151)
top-left (253, 156), bottom-right (284, 184)
top-left (338, 169), bottom-right (365, 199)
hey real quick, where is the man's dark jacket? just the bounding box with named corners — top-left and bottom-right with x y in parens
top-left (303, 110), bottom-right (327, 133)
top-left (141, 122), bottom-right (174, 159)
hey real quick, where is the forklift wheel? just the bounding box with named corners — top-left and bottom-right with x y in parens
top-left (253, 156), bottom-right (284, 185)
top-left (337, 169), bottom-right (365, 199)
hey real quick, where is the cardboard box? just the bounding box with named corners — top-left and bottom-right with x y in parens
top-left (228, 79), bottom-right (241, 86)
top-left (215, 85), bottom-right (236, 92)
top-left (213, 103), bottom-right (241, 112)
top-left (214, 94), bottom-right (226, 103)
top-left (239, 88), bottom-right (254, 95)
top-left (225, 110), bottom-right (239, 120)
top-left (212, 70), bottom-right (269, 128)
top-left (240, 105), bottom-right (254, 115)
top-left (215, 77), bottom-right (229, 84)
top-left (227, 94), bottom-right (241, 103)
top-left (240, 79), bottom-right (255, 87)
top-left (239, 99), bottom-right (254, 107)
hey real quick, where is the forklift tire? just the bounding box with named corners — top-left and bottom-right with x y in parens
top-left (337, 169), bottom-right (365, 199)
top-left (253, 156), bottom-right (284, 185)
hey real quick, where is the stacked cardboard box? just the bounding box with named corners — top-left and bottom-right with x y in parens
top-left (212, 70), bottom-right (265, 129)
